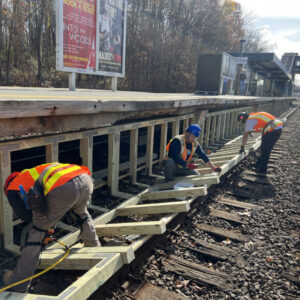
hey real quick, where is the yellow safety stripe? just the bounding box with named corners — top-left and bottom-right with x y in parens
top-left (264, 119), bottom-right (282, 132)
top-left (44, 165), bottom-right (81, 195)
top-left (28, 168), bottom-right (40, 181)
top-left (42, 163), bottom-right (69, 186)
top-left (20, 163), bottom-right (49, 176)
top-left (248, 114), bottom-right (272, 123)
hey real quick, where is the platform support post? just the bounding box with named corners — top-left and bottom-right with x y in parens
top-left (0, 151), bottom-right (13, 248)
top-left (159, 123), bottom-right (168, 166)
top-left (204, 116), bottom-right (211, 148)
top-left (130, 128), bottom-right (138, 184)
top-left (108, 132), bottom-right (120, 196)
top-left (145, 126), bottom-right (154, 176)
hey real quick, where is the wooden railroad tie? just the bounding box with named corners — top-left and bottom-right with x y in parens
top-left (162, 255), bottom-right (234, 290)
top-left (196, 223), bottom-right (249, 242)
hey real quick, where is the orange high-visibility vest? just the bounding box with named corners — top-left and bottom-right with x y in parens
top-left (7, 163), bottom-right (90, 195)
top-left (248, 112), bottom-right (283, 134)
top-left (166, 135), bottom-right (199, 163)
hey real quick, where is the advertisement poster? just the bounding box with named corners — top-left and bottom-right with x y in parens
top-left (56, 0), bottom-right (127, 77)
top-left (98, 0), bottom-right (125, 74)
top-left (63, 0), bottom-right (96, 70)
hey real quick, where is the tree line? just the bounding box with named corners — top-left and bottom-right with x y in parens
top-left (0, 0), bottom-right (271, 92)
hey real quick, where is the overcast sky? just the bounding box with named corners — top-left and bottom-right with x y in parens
top-left (237, 0), bottom-right (300, 84)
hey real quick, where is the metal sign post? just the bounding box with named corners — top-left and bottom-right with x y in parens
top-left (69, 72), bottom-right (76, 91)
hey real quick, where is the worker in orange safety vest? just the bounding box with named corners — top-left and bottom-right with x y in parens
top-left (162, 124), bottom-right (222, 182)
top-left (237, 112), bottom-right (283, 173)
top-left (2, 163), bottom-right (100, 292)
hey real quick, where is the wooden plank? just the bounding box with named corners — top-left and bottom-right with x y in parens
top-left (95, 221), bottom-right (166, 236)
top-left (186, 238), bottom-right (239, 261)
top-left (57, 221), bottom-right (78, 233)
top-left (155, 175), bottom-right (220, 190)
top-left (80, 136), bottom-right (93, 171)
top-left (88, 204), bottom-right (110, 213)
top-left (130, 128), bottom-right (138, 183)
top-left (159, 123), bottom-right (168, 164)
top-left (41, 245), bottom-right (135, 265)
top-left (134, 282), bottom-right (187, 300)
top-left (204, 116), bottom-right (211, 148)
top-left (116, 201), bottom-right (190, 216)
top-left (196, 223), bottom-right (249, 242)
top-left (210, 115), bottom-right (217, 145)
top-left (146, 125), bottom-right (154, 175)
top-left (171, 120), bottom-right (180, 137)
top-left (141, 186), bottom-right (207, 201)
top-left (217, 197), bottom-right (262, 209)
top-left (209, 208), bottom-right (248, 225)
top-left (108, 132), bottom-right (120, 195)
top-left (162, 255), bottom-right (233, 290)
top-left (60, 253), bottom-right (124, 300)
top-left (39, 253), bottom-right (104, 270)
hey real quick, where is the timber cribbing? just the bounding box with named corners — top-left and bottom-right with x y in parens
top-left (0, 91), bottom-right (295, 299)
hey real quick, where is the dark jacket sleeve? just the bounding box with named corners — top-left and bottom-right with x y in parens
top-left (168, 138), bottom-right (187, 167)
top-left (7, 190), bottom-right (32, 222)
top-left (195, 145), bottom-right (210, 163)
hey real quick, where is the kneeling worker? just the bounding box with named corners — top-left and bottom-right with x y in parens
top-left (237, 111), bottom-right (283, 173)
top-left (2, 162), bottom-right (100, 292)
top-left (162, 124), bottom-right (222, 182)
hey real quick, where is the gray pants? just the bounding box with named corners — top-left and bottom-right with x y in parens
top-left (9, 173), bottom-right (100, 292)
top-left (162, 158), bottom-right (199, 182)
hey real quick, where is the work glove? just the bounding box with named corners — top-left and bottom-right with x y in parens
top-left (213, 167), bottom-right (222, 173)
top-left (239, 146), bottom-right (245, 154)
top-left (187, 163), bottom-right (197, 170)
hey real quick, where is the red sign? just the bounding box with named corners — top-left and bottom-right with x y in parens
top-left (63, 0), bottom-right (96, 70)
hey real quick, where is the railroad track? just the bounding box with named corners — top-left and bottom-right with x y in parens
top-left (0, 106), bottom-right (298, 299)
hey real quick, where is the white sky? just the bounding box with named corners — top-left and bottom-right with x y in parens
top-left (237, 0), bottom-right (300, 85)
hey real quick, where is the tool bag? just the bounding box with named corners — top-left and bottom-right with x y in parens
top-left (27, 163), bottom-right (59, 215)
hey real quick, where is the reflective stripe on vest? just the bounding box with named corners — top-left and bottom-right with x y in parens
top-left (165, 135), bottom-right (199, 162)
top-left (248, 112), bottom-right (283, 134)
top-left (7, 163), bottom-right (90, 195)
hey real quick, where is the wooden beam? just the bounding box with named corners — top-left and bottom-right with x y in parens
top-left (159, 123), bottom-right (168, 164)
top-left (204, 116), bottom-right (211, 148)
top-left (116, 201), bottom-right (190, 216)
top-left (0, 150), bottom-right (13, 248)
top-left (95, 221), bottom-right (166, 236)
top-left (155, 175), bottom-right (220, 190)
top-left (145, 125), bottom-right (154, 176)
top-left (171, 120), bottom-right (179, 137)
top-left (140, 186), bottom-right (207, 201)
top-left (217, 197), bottom-right (262, 209)
top-left (129, 128), bottom-right (138, 183)
top-left (41, 245), bottom-right (135, 265)
top-left (80, 136), bottom-right (93, 171)
top-left (39, 253), bottom-right (103, 270)
top-left (108, 132), bottom-right (120, 195)
top-left (209, 208), bottom-right (248, 225)
top-left (210, 115), bottom-right (217, 145)
top-left (196, 223), bottom-right (249, 242)
top-left (57, 253), bottom-right (124, 300)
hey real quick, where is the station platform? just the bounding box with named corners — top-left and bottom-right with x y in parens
top-left (0, 87), bottom-right (295, 139)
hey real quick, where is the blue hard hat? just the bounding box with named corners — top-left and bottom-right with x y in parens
top-left (186, 124), bottom-right (201, 138)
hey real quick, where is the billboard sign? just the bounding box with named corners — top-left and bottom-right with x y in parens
top-left (56, 0), bottom-right (127, 77)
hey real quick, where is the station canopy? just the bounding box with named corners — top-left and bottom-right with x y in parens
top-left (231, 53), bottom-right (292, 81)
